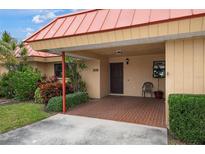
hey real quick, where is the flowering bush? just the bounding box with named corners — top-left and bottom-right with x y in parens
top-left (39, 82), bottom-right (62, 104)
top-left (36, 76), bottom-right (74, 104)
top-left (40, 75), bottom-right (58, 84)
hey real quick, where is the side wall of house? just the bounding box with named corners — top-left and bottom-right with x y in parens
top-left (0, 65), bottom-right (8, 75)
top-left (29, 62), bottom-right (46, 75)
top-left (166, 37), bottom-right (205, 95)
top-left (0, 62), bottom-right (55, 77)
top-left (109, 54), bottom-right (165, 97)
top-left (80, 59), bottom-right (101, 98)
top-left (44, 63), bottom-right (55, 77)
top-left (166, 37), bottom-right (205, 125)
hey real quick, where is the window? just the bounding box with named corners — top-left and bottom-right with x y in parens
top-left (54, 63), bottom-right (77, 78)
top-left (54, 63), bottom-right (63, 78)
top-left (153, 61), bottom-right (165, 78)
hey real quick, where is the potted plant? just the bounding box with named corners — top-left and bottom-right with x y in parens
top-left (154, 78), bottom-right (163, 99)
top-left (153, 61), bottom-right (165, 99)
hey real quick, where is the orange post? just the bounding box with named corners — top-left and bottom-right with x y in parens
top-left (62, 51), bottom-right (66, 113)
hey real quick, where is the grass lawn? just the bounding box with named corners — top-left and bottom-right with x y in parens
top-left (0, 103), bottom-right (51, 133)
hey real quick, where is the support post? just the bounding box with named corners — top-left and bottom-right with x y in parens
top-left (62, 51), bottom-right (66, 113)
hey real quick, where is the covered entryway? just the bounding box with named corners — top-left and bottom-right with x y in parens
top-left (67, 96), bottom-right (166, 128)
top-left (25, 10), bottom-right (205, 129)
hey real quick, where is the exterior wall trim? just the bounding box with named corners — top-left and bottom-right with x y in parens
top-left (33, 30), bottom-right (205, 53)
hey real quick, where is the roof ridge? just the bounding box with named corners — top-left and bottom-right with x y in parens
top-left (15, 43), bottom-right (59, 58)
top-left (57, 9), bottom-right (101, 19)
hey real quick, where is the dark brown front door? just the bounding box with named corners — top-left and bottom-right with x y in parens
top-left (110, 63), bottom-right (123, 94)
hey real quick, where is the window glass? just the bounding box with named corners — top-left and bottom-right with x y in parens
top-left (54, 63), bottom-right (76, 78)
top-left (54, 64), bottom-right (62, 78)
top-left (153, 61), bottom-right (165, 78)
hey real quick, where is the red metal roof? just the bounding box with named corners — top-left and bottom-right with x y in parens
top-left (25, 9), bottom-right (205, 42)
top-left (15, 43), bottom-right (59, 58)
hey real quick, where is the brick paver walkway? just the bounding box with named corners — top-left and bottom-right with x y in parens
top-left (67, 96), bottom-right (166, 128)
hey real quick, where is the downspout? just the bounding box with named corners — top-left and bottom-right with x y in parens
top-left (62, 51), bottom-right (66, 113)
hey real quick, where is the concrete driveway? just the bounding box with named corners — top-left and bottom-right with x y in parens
top-left (0, 114), bottom-right (167, 145)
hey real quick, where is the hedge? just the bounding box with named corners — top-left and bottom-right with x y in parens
top-left (169, 94), bottom-right (205, 144)
top-left (0, 66), bottom-right (41, 100)
top-left (46, 92), bottom-right (88, 112)
top-left (0, 71), bottom-right (15, 98)
top-left (10, 67), bottom-right (41, 100)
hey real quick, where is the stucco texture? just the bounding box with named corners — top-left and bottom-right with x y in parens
top-left (80, 53), bottom-right (165, 98)
top-left (0, 61), bottom-right (56, 77)
top-left (109, 54), bottom-right (165, 97)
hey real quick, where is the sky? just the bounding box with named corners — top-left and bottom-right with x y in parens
top-left (0, 9), bottom-right (77, 42)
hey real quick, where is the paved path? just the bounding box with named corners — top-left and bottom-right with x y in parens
top-left (0, 98), bottom-right (15, 105)
top-left (0, 114), bottom-right (167, 145)
top-left (67, 96), bottom-right (166, 128)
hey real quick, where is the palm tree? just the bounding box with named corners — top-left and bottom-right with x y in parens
top-left (0, 31), bottom-right (28, 71)
top-left (66, 57), bottom-right (87, 92)
top-left (0, 31), bottom-right (18, 71)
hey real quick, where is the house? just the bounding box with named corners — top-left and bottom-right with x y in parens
top-left (25, 9), bottom-right (205, 127)
top-left (0, 43), bottom-right (62, 77)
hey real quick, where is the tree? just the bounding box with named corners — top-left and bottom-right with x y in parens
top-left (0, 31), bottom-right (18, 71)
top-left (66, 57), bottom-right (87, 92)
top-left (0, 31), bottom-right (28, 71)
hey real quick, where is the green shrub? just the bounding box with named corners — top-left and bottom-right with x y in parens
top-left (46, 92), bottom-right (88, 112)
top-left (10, 67), bottom-right (41, 100)
top-left (0, 71), bottom-right (15, 98)
top-left (169, 94), bottom-right (205, 144)
top-left (78, 80), bottom-right (87, 92)
top-left (34, 88), bottom-right (43, 104)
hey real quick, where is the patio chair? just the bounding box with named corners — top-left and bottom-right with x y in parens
top-left (142, 82), bottom-right (154, 97)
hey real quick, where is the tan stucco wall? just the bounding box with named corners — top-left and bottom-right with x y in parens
top-left (166, 37), bottom-right (205, 125)
top-left (29, 62), bottom-right (55, 77)
top-left (80, 53), bottom-right (165, 99)
top-left (109, 54), bottom-right (165, 97)
top-left (0, 61), bottom-right (55, 77)
top-left (29, 62), bottom-right (46, 75)
top-left (27, 56), bottom-right (61, 63)
top-left (80, 60), bottom-right (101, 98)
top-left (44, 63), bottom-right (55, 77)
top-left (0, 65), bottom-right (8, 75)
